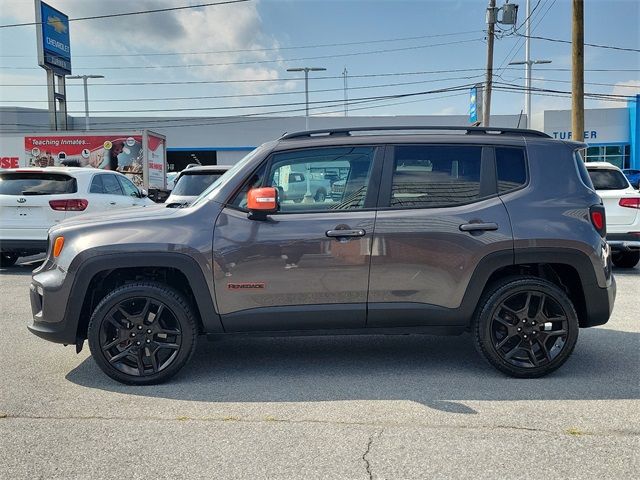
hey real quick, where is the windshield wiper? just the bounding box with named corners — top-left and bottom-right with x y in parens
top-left (21, 191), bottom-right (51, 195)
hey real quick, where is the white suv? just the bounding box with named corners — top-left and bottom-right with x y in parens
top-left (0, 167), bottom-right (155, 267)
top-left (587, 162), bottom-right (640, 268)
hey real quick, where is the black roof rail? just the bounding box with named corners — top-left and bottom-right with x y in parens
top-left (280, 126), bottom-right (551, 140)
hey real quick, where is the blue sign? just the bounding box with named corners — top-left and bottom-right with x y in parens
top-left (37, 1), bottom-right (71, 74)
top-left (469, 87), bottom-right (478, 123)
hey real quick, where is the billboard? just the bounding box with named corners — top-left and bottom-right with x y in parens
top-left (35, 0), bottom-right (71, 75)
top-left (24, 134), bottom-right (144, 186)
top-left (146, 133), bottom-right (167, 189)
top-left (469, 85), bottom-right (483, 124)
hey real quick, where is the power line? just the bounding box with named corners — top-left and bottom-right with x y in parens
top-left (0, 0), bottom-right (250, 29)
top-left (2, 67), bottom-right (636, 88)
top-left (516, 33), bottom-right (640, 53)
top-left (0, 30), bottom-right (482, 58)
top-left (0, 74), bottom-right (487, 104)
top-left (2, 84), bottom-right (477, 115)
top-left (2, 38), bottom-right (483, 70)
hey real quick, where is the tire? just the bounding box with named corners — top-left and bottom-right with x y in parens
top-left (87, 282), bottom-right (197, 385)
top-left (612, 250), bottom-right (639, 269)
top-left (0, 252), bottom-right (19, 267)
top-left (314, 189), bottom-right (326, 203)
top-left (473, 276), bottom-right (579, 378)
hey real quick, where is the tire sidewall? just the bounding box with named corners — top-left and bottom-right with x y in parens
top-left (87, 283), bottom-right (196, 385)
top-left (476, 278), bottom-right (579, 378)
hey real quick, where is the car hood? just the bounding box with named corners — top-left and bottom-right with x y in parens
top-left (53, 203), bottom-right (178, 229)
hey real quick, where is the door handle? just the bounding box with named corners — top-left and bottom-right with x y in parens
top-left (459, 222), bottom-right (498, 232)
top-left (326, 229), bottom-right (366, 238)
top-left (109, 201), bottom-right (117, 205)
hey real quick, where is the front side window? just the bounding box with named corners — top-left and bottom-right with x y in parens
top-left (255, 146), bottom-right (376, 213)
top-left (118, 175), bottom-right (139, 197)
top-left (390, 145), bottom-right (483, 208)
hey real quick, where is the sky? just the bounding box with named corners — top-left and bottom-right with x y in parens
top-left (0, 0), bottom-right (638, 127)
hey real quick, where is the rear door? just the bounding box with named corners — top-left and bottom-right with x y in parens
top-left (212, 145), bottom-right (383, 332)
top-left (367, 144), bottom-right (513, 327)
top-left (0, 171), bottom-right (76, 240)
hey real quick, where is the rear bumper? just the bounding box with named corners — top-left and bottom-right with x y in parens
top-left (607, 233), bottom-right (640, 252)
top-left (581, 275), bottom-right (616, 328)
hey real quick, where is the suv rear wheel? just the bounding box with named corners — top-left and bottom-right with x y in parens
top-left (474, 277), bottom-right (579, 378)
top-left (611, 251), bottom-right (639, 269)
top-left (87, 282), bottom-right (197, 385)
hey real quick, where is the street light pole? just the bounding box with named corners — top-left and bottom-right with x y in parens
top-left (286, 66), bottom-right (326, 131)
top-left (66, 74), bottom-right (104, 131)
top-left (508, 58), bottom-right (552, 128)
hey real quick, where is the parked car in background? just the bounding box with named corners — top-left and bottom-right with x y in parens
top-left (0, 167), bottom-right (154, 266)
top-left (28, 126), bottom-right (615, 384)
top-left (622, 169), bottom-right (640, 189)
top-left (586, 162), bottom-right (640, 268)
top-left (166, 165), bottom-right (231, 206)
top-left (273, 171), bottom-right (331, 203)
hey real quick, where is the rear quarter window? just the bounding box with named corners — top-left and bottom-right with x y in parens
top-left (587, 168), bottom-right (629, 190)
top-left (0, 172), bottom-right (77, 195)
top-left (496, 147), bottom-right (527, 193)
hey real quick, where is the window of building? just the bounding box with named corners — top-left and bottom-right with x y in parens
top-left (584, 144), bottom-right (630, 169)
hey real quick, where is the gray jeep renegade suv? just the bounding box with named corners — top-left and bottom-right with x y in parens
top-left (28, 126), bottom-right (616, 384)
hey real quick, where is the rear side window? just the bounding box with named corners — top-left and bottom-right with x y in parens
top-left (89, 175), bottom-right (104, 194)
top-left (587, 168), bottom-right (630, 190)
top-left (390, 145), bottom-right (482, 208)
top-left (102, 174), bottom-right (124, 195)
top-left (173, 172), bottom-right (224, 196)
top-left (0, 172), bottom-right (76, 195)
top-left (496, 147), bottom-right (526, 193)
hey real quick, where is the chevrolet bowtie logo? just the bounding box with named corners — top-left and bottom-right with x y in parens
top-left (47, 16), bottom-right (67, 34)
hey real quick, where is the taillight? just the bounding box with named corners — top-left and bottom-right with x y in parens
top-left (49, 199), bottom-right (88, 211)
top-left (619, 198), bottom-right (640, 209)
top-left (589, 205), bottom-right (607, 238)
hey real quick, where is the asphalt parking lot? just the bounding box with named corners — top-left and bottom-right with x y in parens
top-left (0, 260), bottom-right (638, 479)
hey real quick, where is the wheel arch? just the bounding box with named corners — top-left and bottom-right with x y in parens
top-left (68, 252), bottom-right (223, 346)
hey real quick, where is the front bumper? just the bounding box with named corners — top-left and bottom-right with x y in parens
top-left (28, 265), bottom-right (77, 345)
top-left (607, 233), bottom-right (640, 252)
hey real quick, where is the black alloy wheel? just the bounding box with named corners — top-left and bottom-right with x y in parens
top-left (474, 277), bottom-right (579, 378)
top-left (0, 252), bottom-right (19, 267)
top-left (88, 283), bottom-right (197, 385)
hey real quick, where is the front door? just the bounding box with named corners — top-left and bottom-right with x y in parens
top-left (213, 145), bottom-right (382, 332)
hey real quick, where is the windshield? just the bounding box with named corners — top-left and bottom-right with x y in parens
top-left (587, 168), bottom-right (629, 190)
top-left (0, 172), bottom-right (77, 195)
top-left (190, 147), bottom-right (264, 207)
top-left (172, 172), bottom-right (224, 196)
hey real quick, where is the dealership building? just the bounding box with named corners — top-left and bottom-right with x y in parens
top-left (1, 95), bottom-right (638, 171)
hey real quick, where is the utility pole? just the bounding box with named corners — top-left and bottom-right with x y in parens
top-left (66, 74), bottom-right (104, 131)
top-left (483, 0), bottom-right (497, 127)
top-left (572, 0), bottom-right (585, 141)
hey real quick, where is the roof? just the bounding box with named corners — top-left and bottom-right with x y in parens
top-left (1, 167), bottom-right (105, 176)
top-left (585, 161), bottom-right (623, 171)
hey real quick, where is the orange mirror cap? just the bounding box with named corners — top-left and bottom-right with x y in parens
top-left (247, 187), bottom-right (277, 211)
top-left (53, 236), bottom-right (65, 257)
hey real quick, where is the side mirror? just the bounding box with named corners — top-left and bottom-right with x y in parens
top-left (247, 187), bottom-right (278, 219)
top-left (138, 188), bottom-right (148, 198)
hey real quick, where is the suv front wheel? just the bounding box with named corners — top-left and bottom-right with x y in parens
top-left (87, 282), bottom-right (197, 385)
top-left (474, 277), bottom-right (579, 378)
